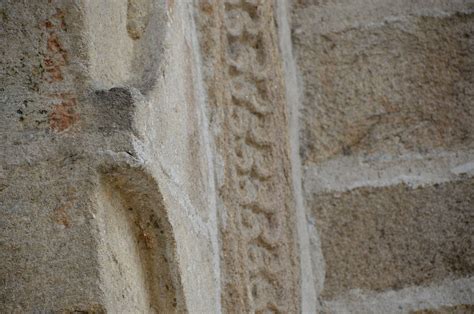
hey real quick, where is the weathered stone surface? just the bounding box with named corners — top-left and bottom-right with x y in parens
top-left (96, 167), bottom-right (184, 313)
top-left (195, 0), bottom-right (302, 312)
top-left (1, 0), bottom-right (219, 312)
top-left (320, 276), bottom-right (474, 314)
top-left (292, 1), bottom-right (474, 163)
top-left (412, 304), bottom-right (474, 313)
top-left (291, 0), bottom-right (474, 311)
top-left (307, 178), bottom-right (474, 299)
top-left (2, 0), bottom-right (474, 312)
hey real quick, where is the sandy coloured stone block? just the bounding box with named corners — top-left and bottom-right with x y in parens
top-left (307, 178), bottom-right (474, 299)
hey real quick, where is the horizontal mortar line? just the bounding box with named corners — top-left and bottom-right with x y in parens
top-left (294, 6), bottom-right (474, 35)
top-left (322, 276), bottom-right (474, 314)
top-left (303, 150), bottom-right (474, 194)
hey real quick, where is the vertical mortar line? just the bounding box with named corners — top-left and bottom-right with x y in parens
top-left (275, 1), bottom-right (321, 312)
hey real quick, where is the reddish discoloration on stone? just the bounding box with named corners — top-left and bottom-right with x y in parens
top-left (44, 33), bottom-right (67, 82)
top-left (44, 20), bottom-right (54, 29)
top-left (41, 9), bottom-right (68, 83)
top-left (47, 33), bottom-right (63, 53)
top-left (45, 63), bottom-right (64, 82)
top-left (42, 9), bottom-right (66, 30)
top-left (41, 8), bottom-right (78, 132)
top-left (49, 95), bottom-right (78, 132)
top-left (54, 204), bottom-right (71, 228)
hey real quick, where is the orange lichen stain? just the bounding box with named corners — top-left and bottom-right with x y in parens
top-left (49, 96), bottom-right (78, 132)
top-left (54, 205), bottom-right (70, 228)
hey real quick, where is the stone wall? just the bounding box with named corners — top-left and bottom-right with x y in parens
top-left (290, 0), bottom-right (474, 312)
top-left (0, 0), bottom-right (472, 313)
top-left (1, 0), bottom-right (219, 312)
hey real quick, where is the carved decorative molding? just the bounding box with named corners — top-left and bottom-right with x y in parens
top-left (196, 1), bottom-right (300, 312)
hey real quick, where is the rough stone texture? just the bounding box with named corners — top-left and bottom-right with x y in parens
top-left (195, 1), bottom-right (301, 312)
top-left (1, 0), bottom-right (219, 312)
top-left (412, 304), bottom-right (474, 313)
top-left (291, 0), bottom-right (474, 312)
top-left (320, 276), bottom-right (474, 314)
top-left (1, 0), bottom-right (474, 313)
top-left (276, 2), bottom-right (319, 312)
top-left (309, 179), bottom-right (474, 299)
top-left (292, 1), bottom-right (474, 164)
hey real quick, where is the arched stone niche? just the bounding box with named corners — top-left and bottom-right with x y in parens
top-left (96, 166), bottom-right (185, 313)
